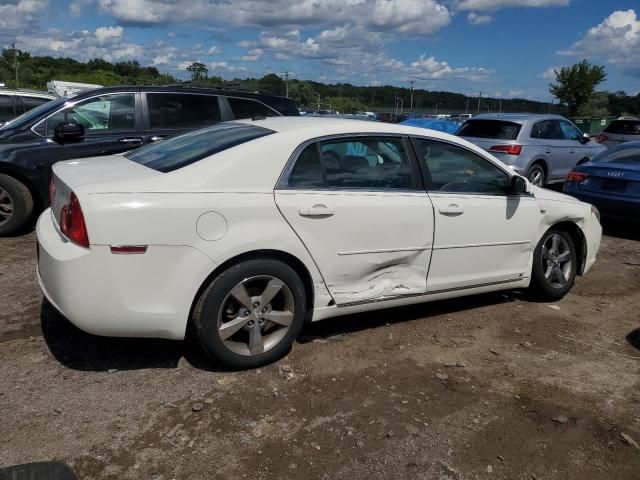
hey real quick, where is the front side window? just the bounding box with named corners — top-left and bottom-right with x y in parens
top-left (0, 95), bottom-right (16, 122)
top-left (147, 93), bottom-right (221, 129)
top-left (415, 139), bottom-right (509, 195)
top-left (531, 120), bottom-right (564, 140)
top-left (286, 137), bottom-right (414, 190)
top-left (227, 97), bottom-right (279, 119)
top-left (47, 94), bottom-right (135, 135)
top-left (559, 121), bottom-right (583, 140)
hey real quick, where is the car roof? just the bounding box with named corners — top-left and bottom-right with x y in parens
top-left (0, 88), bottom-right (56, 98)
top-left (470, 113), bottom-right (568, 123)
top-left (70, 84), bottom-right (291, 101)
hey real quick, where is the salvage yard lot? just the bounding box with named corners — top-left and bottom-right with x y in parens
top-left (1, 226), bottom-right (640, 480)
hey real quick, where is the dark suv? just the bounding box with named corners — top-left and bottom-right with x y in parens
top-left (0, 85), bottom-right (299, 235)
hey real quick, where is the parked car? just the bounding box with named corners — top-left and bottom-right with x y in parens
top-left (564, 140), bottom-right (640, 223)
top-left (37, 117), bottom-right (602, 369)
top-left (400, 117), bottom-right (460, 134)
top-left (0, 85), bottom-right (298, 235)
top-left (0, 86), bottom-right (55, 126)
top-left (457, 114), bottom-right (606, 186)
top-left (596, 117), bottom-right (640, 148)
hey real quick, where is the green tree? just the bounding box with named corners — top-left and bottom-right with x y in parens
top-left (549, 60), bottom-right (607, 116)
top-left (577, 91), bottom-right (610, 117)
top-left (258, 73), bottom-right (284, 96)
top-left (288, 80), bottom-right (316, 108)
top-left (186, 62), bottom-right (208, 81)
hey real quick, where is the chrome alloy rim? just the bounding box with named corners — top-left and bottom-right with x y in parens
top-left (528, 169), bottom-right (544, 186)
top-left (542, 233), bottom-right (572, 288)
top-left (0, 187), bottom-right (14, 227)
top-left (217, 275), bottom-right (294, 356)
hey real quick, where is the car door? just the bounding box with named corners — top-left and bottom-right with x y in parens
top-left (140, 92), bottom-right (223, 144)
top-left (275, 135), bottom-right (434, 305)
top-left (412, 137), bottom-right (540, 292)
top-left (559, 120), bottom-right (587, 170)
top-left (530, 119), bottom-right (573, 181)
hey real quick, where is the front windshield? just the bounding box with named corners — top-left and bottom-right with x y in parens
top-left (1, 96), bottom-right (65, 129)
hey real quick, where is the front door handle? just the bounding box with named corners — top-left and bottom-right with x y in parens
top-left (119, 137), bottom-right (143, 144)
top-left (299, 205), bottom-right (334, 217)
top-left (439, 204), bottom-right (464, 215)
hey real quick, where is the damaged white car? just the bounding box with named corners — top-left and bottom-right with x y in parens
top-left (37, 117), bottom-right (602, 368)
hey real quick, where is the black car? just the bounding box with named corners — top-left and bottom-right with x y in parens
top-left (0, 85), bottom-right (299, 235)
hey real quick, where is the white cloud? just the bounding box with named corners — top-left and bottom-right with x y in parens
top-left (410, 55), bottom-right (493, 81)
top-left (559, 9), bottom-right (640, 75)
top-left (0, 0), bottom-right (48, 38)
top-left (69, 0), bottom-right (93, 16)
top-left (467, 12), bottom-right (492, 25)
top-left (241, 48), bottom-right (263, 61)
top-left (94, 25), bottom-right (123, 43)
top-left (540, 66), bottom-right (561, 80)
top-left (207, 46), bottom-right (221, 55)
top-left (453, 0), bottom-right (568, 11)
top-left (210, 61), bottom-right (248, 75)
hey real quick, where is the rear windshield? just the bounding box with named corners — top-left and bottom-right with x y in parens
top-left (457, 120), bottom-right (521, 140)
top-left (125, 123), bottom-right (274, 172)
top-left (591, 144), bottom-right (640, 165)
top-left (603, 120), bottom-right (640, 135)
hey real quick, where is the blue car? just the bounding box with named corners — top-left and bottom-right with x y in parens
top-left (399, 118), bottom-right (460, 134)
top-left (564, 141), bottom-right (640, 222)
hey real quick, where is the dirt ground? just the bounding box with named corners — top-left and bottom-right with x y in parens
top-left (1, 223), bottom-right (639, 480)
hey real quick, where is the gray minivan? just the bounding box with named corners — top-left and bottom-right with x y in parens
top-left (457, 114), bottom-right (606, 186)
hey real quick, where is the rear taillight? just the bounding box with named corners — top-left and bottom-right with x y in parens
top-left (59, 192), bottom-right (89, 248)
top-left (596, 134), bottom-right (608, 143)
top-left (489, 144), bottom-right (523, 156)
top-left (567, 171), bottom-right (589, 183)
top-left (48, 177), bottom-right (55, 205)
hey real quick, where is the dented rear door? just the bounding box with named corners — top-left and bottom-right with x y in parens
top-left (275, 135), bottom-right (434, 305)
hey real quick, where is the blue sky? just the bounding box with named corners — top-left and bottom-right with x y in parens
top-left (2, 0), bottom-right (639, 100)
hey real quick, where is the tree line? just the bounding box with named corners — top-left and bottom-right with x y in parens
top-left (1, 48), bottom-right (638, 117)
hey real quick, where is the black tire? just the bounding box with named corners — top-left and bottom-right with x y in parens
top-left (530, 228), bottom-right (577, 300)
top-left (192, 258), bottom-right (306, 369)
top-left (526, 163), bottom-right (546, 187)
top-left (0, 173), bottom-right (34, 236)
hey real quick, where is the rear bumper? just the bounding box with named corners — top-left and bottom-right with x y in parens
top-left (36, 209), bottom-right (217, 340)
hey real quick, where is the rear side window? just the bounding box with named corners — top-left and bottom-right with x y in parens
top-left (0, 95), bottom-right (16, 122)
top-left (125, 123), bottom-right (274, 172)
top-left (286, 137), bottom-right (415, 190)
top-left (227, 97), bottom-right (279, 119)
top-left (147, 93), bottom-right (221, 129)
top-left (604, 120), bottom-right (640, 135)
top-left (21, 96), bottom-right (51, 112)
top-left (591, 145), bottom-right (640, 165)
top-left (531, 120), bottom-right (564, 140)
top-left (457, 120), bottom-right (521, 140)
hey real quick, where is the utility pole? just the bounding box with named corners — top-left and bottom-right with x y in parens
top-left (499, 99), bottom-right (502, 114)
top-left (282, 71), bottom-right (290, 98)
top-left (371, 89), bottom-right (375, 108)
top-left (315, 92), bottom-right (320, 112)
top-left (477, 91), bottom-right (482, 114)
top-left (12, 43), bottom-right (19, 88)
top-left (465, 98), bottom-right (469, 114)
top-left (409, 80), bottom-right (415, 111)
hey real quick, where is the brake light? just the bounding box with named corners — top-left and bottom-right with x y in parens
top-left (596, 134), bottom-right (608, 143)
top-left (567, 171), bottom-right (589, 183)
top-left (59, 192), bottom-right (89, 248)
top-left (48, 177), bottom-right (55, 205)
top-left (489, 144), bottom-right (523, 156)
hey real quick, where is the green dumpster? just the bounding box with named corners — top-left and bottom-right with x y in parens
top-left (571, 117), bottom-right (617, 135)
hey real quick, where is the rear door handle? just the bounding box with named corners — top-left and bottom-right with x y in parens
top-left (439, 204), bottom-right (464, 215)
top-left (299, 205), bottom-right (334, 217)
top-left (119, 137), bottom-right (143, 144)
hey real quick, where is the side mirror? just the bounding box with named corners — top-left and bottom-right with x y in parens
top-left (53, 122), bottom-right (84, 143)
top-left (579, 133), bottom-right (591, 144)
top-left (509, 175), bottom-right (528, 195)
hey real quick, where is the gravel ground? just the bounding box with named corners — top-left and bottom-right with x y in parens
top-left (1, 224), bottom-right (639, 480)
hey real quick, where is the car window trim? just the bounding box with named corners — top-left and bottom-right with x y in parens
top-left (32, 91), bottom-right (140, 138)
top-left (410, 135), bottom-right (527, 197)
top-left (276, 133), bottom-right (424, 193)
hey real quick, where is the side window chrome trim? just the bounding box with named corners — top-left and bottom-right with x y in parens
top-left (31, 91), bottom-right (138, 138)
top-left (276, 133), bottom-right (421, 192)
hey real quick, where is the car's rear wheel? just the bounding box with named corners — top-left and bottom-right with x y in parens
top-left (530, 229), bottom-right (577, 300)
top-left (526, 163), bottom-right (546, 187)
top-left (0, 174), bottom-right (34, 236)
top-left (192, 258), bottom-right (306, 369)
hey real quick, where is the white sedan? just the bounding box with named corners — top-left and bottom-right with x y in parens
top-left (36, 117), bottom-right (602, 368)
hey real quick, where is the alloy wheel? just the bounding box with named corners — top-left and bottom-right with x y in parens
top-left (528, 168), bottom-right (544, 186)
top-left (217, 275), bottom-right (295, 356)
top-left (0, 187), bottom-right (14, 227)
top-left (541, 233), bottom-right (573, 289)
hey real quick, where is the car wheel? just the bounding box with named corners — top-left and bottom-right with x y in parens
top-left (530, 229), bottom-right (577, 300)
top-left (0, 174), bottom-right (34, 236)
top-left (526, 163), bottom-right (546, 187)
top-left (192, 258), bottom-right (306, 369)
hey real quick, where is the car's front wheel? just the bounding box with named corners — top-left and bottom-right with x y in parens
top-left (530, 229), bottom-right (577, 300)
top-left (192, 258), bottom-right (306, 369)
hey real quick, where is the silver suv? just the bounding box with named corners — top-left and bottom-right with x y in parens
top-left (457, 114), bottom-right (606, 186)
top-left (596, 118), bottom-right (640, 149)
top-left (0, 87), bottom-right (55, 126)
